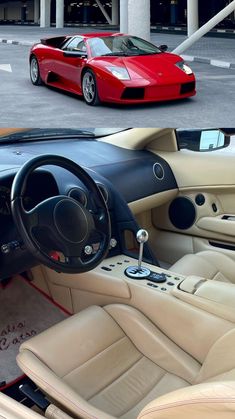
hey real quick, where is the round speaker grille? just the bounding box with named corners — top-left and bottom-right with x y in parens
top-left (169, 197), bottom-right (196, 230)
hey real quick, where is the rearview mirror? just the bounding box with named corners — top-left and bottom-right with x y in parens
top-left (159, 44), bottom-right (168, 52)
top-left (63, 50), bottom-right (87, 59)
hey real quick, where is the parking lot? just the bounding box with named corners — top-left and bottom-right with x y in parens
top-left (1, 31), bottom-right (235, 127)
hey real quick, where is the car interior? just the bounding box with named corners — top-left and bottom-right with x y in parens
top-left (1, 127), bottom-right (235, 419)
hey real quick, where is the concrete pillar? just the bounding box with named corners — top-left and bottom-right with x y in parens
top-left (34, 0), bottom-right (40, 24)
top-left (128, 0), bottom-right (150, 40)
top-left (120, 0), bottom-right (128, 33)
top-left (174, 0), bottom-right (235, 54)
top-left (21, 4), bottom-right (27, 22)
top-left (56, 0), bottom-right (64, 28)
top-left (40, 0), bottom-right (51, 27)
top-left (112, 0), bottom-right (119, 25)
top-left (187, 0), bottom-right (199, 37)
top-left (83, 0), bottom-right (91, 23)
top-left (170, 0), bottom-right (178, 25)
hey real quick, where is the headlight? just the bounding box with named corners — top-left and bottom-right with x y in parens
top-left (175, 61), bottom-right (193, 75)
top-left (106, 66), bottom-right (130, 80)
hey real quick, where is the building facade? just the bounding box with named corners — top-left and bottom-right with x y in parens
top-left (0, 0), bottom-right (234, 29)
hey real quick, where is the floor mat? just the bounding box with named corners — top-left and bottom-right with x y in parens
top-left (0, 276), bottom-right (68, 386)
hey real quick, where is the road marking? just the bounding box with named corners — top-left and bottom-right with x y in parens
top-left (210, 59), bottom-right (231, 69)
top-left (0, 64), bottom-right (12, 72)
top-left (198, 75), bottom-right (235, 80)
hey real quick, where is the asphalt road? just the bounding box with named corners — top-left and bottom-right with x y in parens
top-left (1, 43), bottom-right (235, 128)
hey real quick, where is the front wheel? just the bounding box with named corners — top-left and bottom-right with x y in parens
top-left (82, 70), bottom-right (100, 106)
top-left (30, 56), bottom-right (42, 86)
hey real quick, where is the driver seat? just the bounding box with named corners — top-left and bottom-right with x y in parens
top-left (17, 304), bottom-right (235, 419)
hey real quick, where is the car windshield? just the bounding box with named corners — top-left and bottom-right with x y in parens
top-left (0, 128), bottom-right (127, 143)
top-left (87, 35), bottom-right (161, 58)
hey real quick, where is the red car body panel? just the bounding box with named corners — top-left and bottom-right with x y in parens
top-left (30, 32), bottom-right (196, 104)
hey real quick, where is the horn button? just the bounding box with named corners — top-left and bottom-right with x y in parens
top-left (54, 199), bottom-right (91, 243)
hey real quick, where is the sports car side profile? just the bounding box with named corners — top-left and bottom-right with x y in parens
top-left (29, 32), bottom-right (196, 106)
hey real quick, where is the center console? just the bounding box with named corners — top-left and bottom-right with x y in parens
top-left (99, 229), bottom-right (235, 324)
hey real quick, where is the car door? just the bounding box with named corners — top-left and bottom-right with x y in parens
top-left (57, 36), bottom-right (87, 92)
top-left (142, 130), bottom-right (235, 266)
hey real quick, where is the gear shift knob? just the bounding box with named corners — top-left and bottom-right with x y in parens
top-left (136, 229), bottom-right (149, 244)
top-left (125, 228), bottom-right (151, 279)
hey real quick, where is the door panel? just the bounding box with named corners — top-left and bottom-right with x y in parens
top-left (45, 47), bottom-right (84, 91)
top-left (149, 149), bottom-right (235, 264)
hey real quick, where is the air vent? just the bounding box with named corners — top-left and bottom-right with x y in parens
top-left (68, 187), bottom-right (88, 207)
top-left (153, 163), bottom-right (164, 180)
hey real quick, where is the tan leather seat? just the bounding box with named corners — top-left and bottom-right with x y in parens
top-left (171, 250), bottom-right (235, 283)
top-left (17, 304), bottom-right (235, 419)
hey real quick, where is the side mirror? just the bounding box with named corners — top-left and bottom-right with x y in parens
top-left (159, 44), bottom-right (168, 52)
top-left (199, 130), bottom-right (230, 151)
top-left (177, 129), bottom-right (231, 152)
top-left (63, 50), bottom-right (87, 59)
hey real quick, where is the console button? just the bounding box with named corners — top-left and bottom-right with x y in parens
top-left (147, 283), bottom-right (158, 288)
top-left (148, 272), bottom-right (167, 283)
top-left (101, 266), bottom-right (112, 271)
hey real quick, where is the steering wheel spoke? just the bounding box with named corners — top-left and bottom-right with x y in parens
top-left (93, 209), bottom-right (109, 236)
top-left (23, 207), bottom-right (39, 231)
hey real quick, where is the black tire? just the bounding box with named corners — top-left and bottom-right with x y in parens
top-left (30, 55), bottom-right (42, 86)
top-left (82, 69), bottom-right (100, 106)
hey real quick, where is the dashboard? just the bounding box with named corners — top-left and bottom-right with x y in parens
top-left (0, 137), bottom-right (178, 279)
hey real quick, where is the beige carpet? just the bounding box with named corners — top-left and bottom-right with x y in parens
top-left (0, 277), bottom-right (68, 385)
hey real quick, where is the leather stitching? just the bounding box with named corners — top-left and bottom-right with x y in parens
top-left (138, 398), bottom-right (235, 418)
top-left (87, 355), bottom-right (148, 402)
top-left (17, 356), bottom-right (104, 419)
top-left (62, 336), bottom-right (128, 379)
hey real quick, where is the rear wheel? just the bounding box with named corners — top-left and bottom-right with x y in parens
top-left (82, 69), bottom-right (100, 106)
top-left (30, 56), bottom-right (42, 86)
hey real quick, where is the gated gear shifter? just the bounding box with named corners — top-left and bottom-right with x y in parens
top-left (125, 229), bottom-right (151, 279)
top-left (136, 229), bottom-right (148, 270)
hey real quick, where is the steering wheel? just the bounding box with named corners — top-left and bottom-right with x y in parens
top-left (10, 155), bottom-right (111, 274)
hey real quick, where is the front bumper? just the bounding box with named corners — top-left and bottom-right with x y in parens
top-left (97, 75), bottom-right (196, 104)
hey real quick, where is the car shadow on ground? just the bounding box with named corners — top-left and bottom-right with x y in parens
top-left (101, 97), bottom-right (194, 111)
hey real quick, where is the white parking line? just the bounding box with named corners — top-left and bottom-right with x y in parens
top-left (210, 59), bottom-right (231, 69)
top-left (0, 64), bottom-right (12, 72)
top-left (198, 74), bottom-right (235, 80)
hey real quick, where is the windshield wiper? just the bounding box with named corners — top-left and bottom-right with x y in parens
top-left (101, 51), bottom-right (160, 57)
top-left (138, 52), bottom-right (160, 55)
top-left (0, 129), bottom-right (96, 144)
top-left (101, 52), bottom-right (130, 57)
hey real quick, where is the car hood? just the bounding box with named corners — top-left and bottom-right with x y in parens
top-left (92, 53), bottom-right (189, 81)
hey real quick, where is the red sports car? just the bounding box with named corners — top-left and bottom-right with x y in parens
top-left (29, 32), bottom-right (196, 106)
